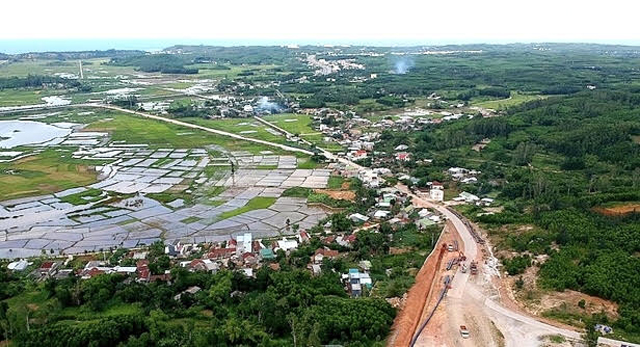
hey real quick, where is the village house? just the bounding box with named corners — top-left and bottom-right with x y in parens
top-left (8, 259), bottom-right (29, 272)
top-left (312, 247), bottom-right (340, 264)
top-left (337, 234), bottom-right (357, 248)
top-left (174, 286), bottom-right (201, 301)
top-left (276, 238), bottom-right (298, 253)
top-left (429, 181), bottom-right (444, 201)
top-left (344, 268), bottom-right (373, 297)
top-left (236, 233), bottom-right (253, 256)
top-left (38, 261), bottom-right (59, 277)
top-left (455, 191), bottom-right (480, 203)
top-left (259, 248), bottom-right (276, 261)
top-left (188, 259), bottom-right (219, 273)
top-left (395, 152), bottom-right (411, 162)
top-left (349, 212), bottom-right (370, 224)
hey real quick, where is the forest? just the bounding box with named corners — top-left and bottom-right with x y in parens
top-left (0, 239), bottom-right (398, 347)
top-left (377, 89), bottom-right (640, 339)
top-left (107, 54), bottom-right (199, 74)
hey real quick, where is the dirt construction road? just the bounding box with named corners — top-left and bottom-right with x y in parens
top-left (396, 184), bottom-right (637, 347)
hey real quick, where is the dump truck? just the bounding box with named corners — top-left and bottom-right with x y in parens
top-left (460, 325), bottom-right (470, 338)
top-left (470, 261), bottom-right (478, 275)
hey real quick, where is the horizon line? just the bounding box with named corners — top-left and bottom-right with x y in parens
top-left (2, 38), bottom-right (640, 54)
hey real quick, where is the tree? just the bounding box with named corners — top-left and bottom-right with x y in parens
top-left (330, 213), bottom-right (352, 233)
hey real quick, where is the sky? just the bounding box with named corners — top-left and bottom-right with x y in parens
top-left (1, 0), bottom-right (639, 49)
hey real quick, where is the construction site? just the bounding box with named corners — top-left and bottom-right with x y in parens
top-left (387, 187), bottom-right (639, 347)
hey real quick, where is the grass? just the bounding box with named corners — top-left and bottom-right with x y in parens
top-left (0, 149), bottom-right (99, 201)
top-left (473, 92), bottom-right (546, 110)
top-left (308, 192), bottom-right (351, 208)
top-left (180, 216), bottom-right (202, 224)
top-left (183, 117), bottom-right (284, 144)
top-left (262, 113), bottom-right (343, 151)
top-left (59, 188), bottom-right (103, 205)
top-left (297, 157), bottom-right (320, 169)
top-left (282, 187), bottom-right (312, 198)
top-left (146, 192), bottom-right (194, 206)
top-left (327, 176), bottom-right (346, 189)
top-left (0, 89), bottom-right (68, 106)
top-left (84, 112), bottom-right (280, 153)
top-left (218, 196), bottom-right (276, 220)
top-left (0, 58), bottom-right (138, 78)
top-left (263, 113), bottom-right (315, 135)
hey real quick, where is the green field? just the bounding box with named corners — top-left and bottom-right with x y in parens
top-left (0, 58), bottom-right (139, 78)
top-left (218, 196), bottom-right (277, 220)
top-left (189, 64), bottom-right (279, 79)
top-left (263, 113), bottom-right (343, 151)
top-left (263, 113), bottom-right (316, 135)
top-left (473, 92), bottom-right (546, 110)
top-left (183, 117), bottom-right (285, 144)
top-left (85, 112), bottom-right (281, 153)
top-left (0, 88), bottom-right (68, 106)
top-left (0, 149), bottom-right (99, 200)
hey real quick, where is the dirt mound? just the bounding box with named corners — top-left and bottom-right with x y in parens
top-left (313, 189), bottom-right (355, 201)
top-left (593, 203), bottom-right (640, 216)
top-left (388, 225), bottom-right (449, 347)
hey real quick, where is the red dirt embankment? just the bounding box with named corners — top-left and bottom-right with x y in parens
top-left (388, 231), bottom-right (448, 347)
top-left (593, 203), bottom-right (640, 216)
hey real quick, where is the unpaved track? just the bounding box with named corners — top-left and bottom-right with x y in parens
top-left (396, 184), bottom-right (636, 347)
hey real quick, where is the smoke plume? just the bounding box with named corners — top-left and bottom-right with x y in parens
top-left (256, 96), bottom-right (282, 113)
top-left (392, 56), bottom-right (415, 74)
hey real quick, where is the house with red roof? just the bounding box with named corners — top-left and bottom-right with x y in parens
top-left (312, 248), bottom-right (341, 264)
top-left (298, 231), bottom-right (310, 243)
top-left (395, 152), bottom-right (411, 162)
top-left (206, 247), bottom-right (236, 260)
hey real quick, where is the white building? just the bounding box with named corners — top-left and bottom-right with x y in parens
top-left (430, 189), bottom-right (444, 201)
top-left (277, 238), bottom-right (299, 252)
top-left (7, 259), bottom-right (29, 271)
top-left (236, 233), bottom-right (253, 256)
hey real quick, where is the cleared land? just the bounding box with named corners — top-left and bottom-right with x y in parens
top-left (473, 92), bottom-right (546, 109)
top-left (593, 202), bottom-right (640, 216)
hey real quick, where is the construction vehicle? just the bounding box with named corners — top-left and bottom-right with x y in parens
top-left (470, 261), bottom-right (478, 275)
top-left (459, 325), bottom-right (470, 338)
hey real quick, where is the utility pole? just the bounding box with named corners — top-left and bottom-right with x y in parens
top-left (230, 159), bottom-right (236, 186)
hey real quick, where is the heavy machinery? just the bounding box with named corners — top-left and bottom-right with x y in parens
top-left (459, 325), bottom-right (470, 338)
top-left (470, 261), bottom-right (478, 275)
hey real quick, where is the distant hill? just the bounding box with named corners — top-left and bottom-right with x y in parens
top-left (1, 49), bottom-right (145, 60)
